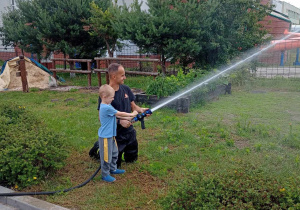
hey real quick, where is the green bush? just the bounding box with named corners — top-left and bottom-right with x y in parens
top-left (146, 69), bottom-right (206, 97)
top-left (161, 166), bottom-right (300, 209)
top-left (227, 65), bottom-right (254, 86)
top-left (0, 102), bottom-right (67, 189)
top-left (0, 59), bottom-right (4, 67)
top-left (146, 68), bottom-right (231, 98)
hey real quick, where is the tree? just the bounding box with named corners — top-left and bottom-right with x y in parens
top-left (114, 0), bottom-right (271, 71)
top-left (114, 0), bottom-right (203, 73)
top-left (194, 0), bottom-right (272, 68)
top-left (85, 1), bottom-right (121, 57)
top-left (1, 0), bottom-right (112, 59)
top-left (0, 6), bottom-right (44, 58)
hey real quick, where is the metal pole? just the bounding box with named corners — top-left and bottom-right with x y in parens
top-left (280, 51), bottom-right (285, 66)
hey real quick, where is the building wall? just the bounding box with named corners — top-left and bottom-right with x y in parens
top-left (116, 0), bottom-right (148, 11)
top-left (283, 3), bottom-right (300, 24)
top-left (0, 0), bottom-right (16, 26)
top-left (0, 0), bottom-right (15, 50)
top-left (272, 0), bottom-right (300, 24)
top-left (260, 14), bottom-right (291, 39)
top-left (272, 0), bottom-right (283, 12)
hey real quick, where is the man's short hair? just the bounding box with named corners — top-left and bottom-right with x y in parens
top-left (99, 84), bottom-right (114, 99)
top-left (108, 63), bottom-right (122, 76)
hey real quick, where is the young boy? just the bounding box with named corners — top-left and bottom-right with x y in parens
top-left (98, 84), bottom-right (138, 182)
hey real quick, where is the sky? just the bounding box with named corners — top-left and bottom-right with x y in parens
top-left (282, 0), bottom-right (300, 9)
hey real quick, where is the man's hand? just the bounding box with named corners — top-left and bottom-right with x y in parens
top-left (141, 108), bottom-right (151, 117)
top-left (120, 119), bottom-right (132, 128)
top-left (140, 108), bottom-right (148, 113)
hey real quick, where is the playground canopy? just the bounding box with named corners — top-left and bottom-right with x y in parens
top-left (0, 56), bottom-right (58, 91)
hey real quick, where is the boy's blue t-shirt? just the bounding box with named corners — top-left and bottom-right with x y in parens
top-left (98, 104), bottom-right (118, 138)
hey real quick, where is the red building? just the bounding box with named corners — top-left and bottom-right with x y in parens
top-left (260, 11), bottom-right (292, 39)
top-left (260, 0), bottom-right (292, 39)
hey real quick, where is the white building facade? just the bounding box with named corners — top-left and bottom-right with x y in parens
top-left (0, 0), bottom-right (16, 49)
top-left (116, 0), bottom-right (148, 11)
top-left (0, 0), bottom-right (15, 26)
top-left (272, 0), bottom-right (300, 24)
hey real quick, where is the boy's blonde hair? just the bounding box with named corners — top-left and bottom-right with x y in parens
top-left (99, 84), bottom-right (114, 99)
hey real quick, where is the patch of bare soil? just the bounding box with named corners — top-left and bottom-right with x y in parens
top-left (230, 134), bottom-right (251, 149)
top-left (234, 140), bottom-right (251, 149)
top-left (24, 150), bottom-right (166, 209)
top-left (286, 110), bottom-right (300, 122)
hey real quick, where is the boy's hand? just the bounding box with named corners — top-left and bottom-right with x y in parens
top-left (132, 110), bottom-right (138, 116)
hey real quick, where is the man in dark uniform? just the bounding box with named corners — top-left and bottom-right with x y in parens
top-left (90, 63), bottom-right (150, 168)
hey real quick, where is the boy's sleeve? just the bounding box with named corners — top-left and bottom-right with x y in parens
top-left (106, 106), bottom-right (118, 116)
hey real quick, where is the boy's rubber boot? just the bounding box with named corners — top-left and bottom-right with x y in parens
top-left (110, 169), bottom-right (125, 174)
top-left (102, 175), bottom-right (116, 182)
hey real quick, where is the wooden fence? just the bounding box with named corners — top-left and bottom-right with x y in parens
top-left (50, 57), bottom-right (160, 87)
top-left (50, 58), bottom-right (93, 87)
top-left (93, 57), bottom-right (160, 86)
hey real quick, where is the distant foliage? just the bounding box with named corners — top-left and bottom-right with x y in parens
top-left (0, 0), bottom-right (111, 58)
top-left (115, 0), bottom-right (271, 70)
top-left (227, 65), bottom-right (255, 86)
top-left (86, 1), bottom-right (121, 57)
top-left (162, 166), bottom-right (300, 209)
top-left (146, 68), bottom-right (228, 98)
top-left (146, 69), bottom-right (203, 97)
top-left (0, 102), bottom-right (67, 189)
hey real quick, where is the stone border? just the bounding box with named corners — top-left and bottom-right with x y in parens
top-left (135, 83), bottom-right (231, 113)
top-left (0, 186), bottom-right (69, 210)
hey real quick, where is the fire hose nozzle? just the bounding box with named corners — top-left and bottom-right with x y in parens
top-left (132, 109), bottom-right (152, 129)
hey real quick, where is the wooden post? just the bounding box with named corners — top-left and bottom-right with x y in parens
top-left (105, 72), bottom-right (109, 84)
top-left (64, 54), bottom-right (67, 69)
top-left (105, 59), bottom-right (110, 84)
top-left (153, 61), bottom-right (158, 79)
top-left (96, 60), bottom-right (102, 87)
top-left (87, 61), bottom-right (91, 87)
top-left (19, 55), bottom-right (28, 92)
top-left (69, 61), bottom-right (74, 70)
top-left (97, 72), bottom-right (102, 87)
top-left (139, 53), bottom-right (142, 72)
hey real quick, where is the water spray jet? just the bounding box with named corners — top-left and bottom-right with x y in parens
top-left (150, 30), bottom-right (300, 113)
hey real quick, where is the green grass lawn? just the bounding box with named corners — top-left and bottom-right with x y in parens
top-left (0, 78), bottom-right (300, 209)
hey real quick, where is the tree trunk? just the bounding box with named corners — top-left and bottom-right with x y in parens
top-left (106, 40), bottom-right (114, 57)
top-left (15, 48), bottom-right (18, 57)
top-left (161, 54), bottom-right (166, 75)
top-left (64, 53), bottom-right (67, 69)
